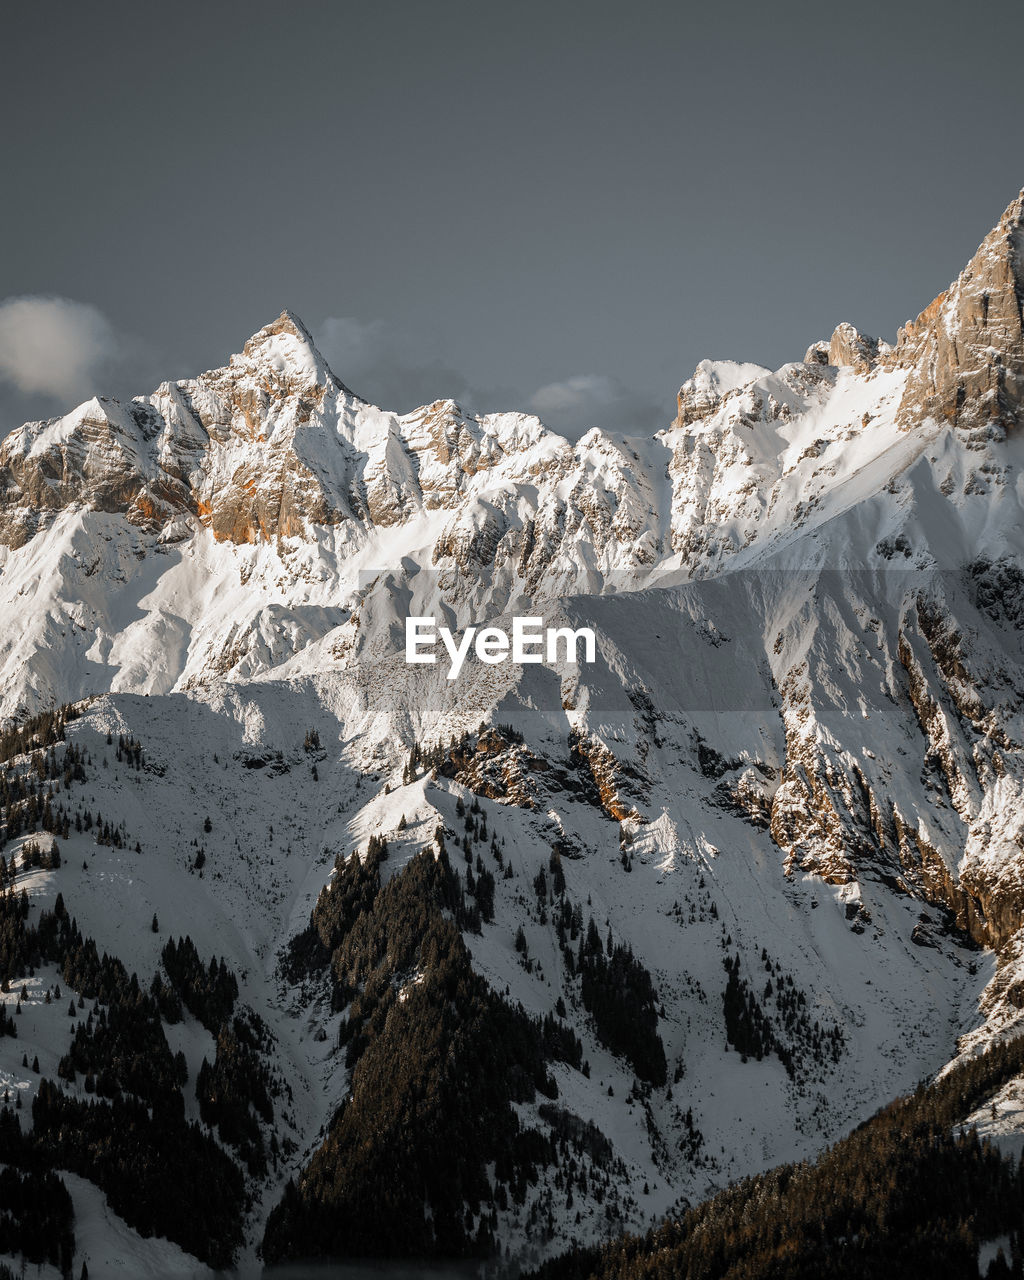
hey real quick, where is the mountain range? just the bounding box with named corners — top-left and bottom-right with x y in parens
top-left (1, 189), bottom-right (1024, 1278)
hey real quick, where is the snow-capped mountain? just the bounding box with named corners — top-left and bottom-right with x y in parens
top-left (2, 190), bottom-right (1024, 1278)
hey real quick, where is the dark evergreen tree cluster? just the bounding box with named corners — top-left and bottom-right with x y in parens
top-left (0, 746), bottom-right (84, 848)
top-left (539, 1012), bottom-right (584, 1071)
top-left (3, 778), bottom-right (131, 851)
top-left (528, 1033), bottom-right (1024, 1280)
top-left (10, 889), bottom-right (159, 1022)
top-left (0, 708), bottom-right (143, 855)
top-left (0, 1161), bottom-right (74, 1275)
top-left (468, 857), bottom-right (496, 923)
top-left (0, 704), bottom-right (79, 764)
top-left (0, 880), bottom-right (248, 1268)
top-left (286, 835), bottom-right (389, 977)
top-left (722, 952), bottom-right (780, 1066)
top-left (0, 706), bottom-right (94, 849)
top-left (196, 1012), bottom-right (275, 1174)
top-left (678, 1105), bottom-right (704, 1163)
top-left (524, 847), bottom-right (668, 1085)
top-left (28, 1082), bottom-right (244, 1269)
top-left (160, 935), bottom-right (238, 1032)
top-left (401, 741), bottom-right (425, 784)
top-left (447, 795), bottom-right (499, 931)
top-left (0, 840), bottom-right (61, 887)
top-left (92, 814), bottom-right (126, 847)
top-left (0, 881), bottom-right (34, 987)
top-left (113, 734), bottom-right (145, 770)
top-left (578, 936), bottom-right (666, 1087)
top-left (0, 882), bottom-right (143, 1009)
top-left (722, 950), bottom-right (844, 1081)
top-left (557, 907), bottom-right (666, 1086)
top-left (262, 846), bottom-right (580, 1265)
top-left (57, 987), bottom-right (187, 1106)
top-left (537, 1102), bottom-right (614, 1167)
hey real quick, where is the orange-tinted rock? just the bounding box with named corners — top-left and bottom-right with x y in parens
top-left (892, 189), bottom-right (1024, 438)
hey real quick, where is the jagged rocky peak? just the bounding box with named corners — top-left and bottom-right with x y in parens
top-left (893, 187), bottom-right (1024, 438)
top-left (166, 307), bottom-right (356, 456)
top-left (826, 322), bottom-right (886, 371)
top-left (674, 324), bottom-right (889, 433)
top-left (0, 309), bottom-right (363, 551)
top-left (803, 340), bottom-right (830, 366)
top-left (401, 398), bottom-right (476, 463)
top-left (0, 392), bottom-right (190, 549)
top-left (673, 358), bottom-right (770, 428)
top-left (231, 308), bottom-right (346, 397)
top-left (1, 186), bottom-right (1023, 573)
top-left (181, 312), bottom-right (361, 545)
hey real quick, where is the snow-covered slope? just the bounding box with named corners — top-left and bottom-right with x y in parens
top-left (2, 190), bottom-right (1024, 1277)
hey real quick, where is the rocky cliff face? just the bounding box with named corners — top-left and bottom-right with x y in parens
top-left (892, 191), bottom-right (1024, 440)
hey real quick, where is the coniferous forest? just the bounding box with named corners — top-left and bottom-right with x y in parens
top-left (0, 876), bottom-right (247, 1269)
top-left (263, 841), bottom-right (588, 1262)
top-left (3, 704), bottom-right (1024, 1278)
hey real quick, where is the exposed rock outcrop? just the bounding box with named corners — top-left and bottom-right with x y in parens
top-left (827, 322), bottom-right (883, 372)
top-left (893, 189), bottom-right (1024, 439)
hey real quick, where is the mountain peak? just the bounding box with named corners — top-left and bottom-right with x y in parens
top-left (673, 358), bottom-right (771, 428)
top-left (827, 322), bottom-right (888, 371)
top-left (234, 309), bottom-right (348, 395)
top-left (893, 184), bottom-right (1024, 436)
top-left (242, 308), bottom-right (316, 353)
top-left (997, 185), bottom-right (1024, 232)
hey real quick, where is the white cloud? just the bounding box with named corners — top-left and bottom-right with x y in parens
top-left (0, 296), bottom-right (116, 401)
top-left (528, 373), bottom-right (661, 439)
top-left (529, 374), bottom-right (620, 417)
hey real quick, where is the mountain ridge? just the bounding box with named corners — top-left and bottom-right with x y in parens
top-left (2, 187), bottom-right (1024, 1276)
top-left (0, 189), bottom-right (1021, 723)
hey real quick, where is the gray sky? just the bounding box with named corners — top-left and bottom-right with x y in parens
top-left (2, 0), bottom-right (1022, 440)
